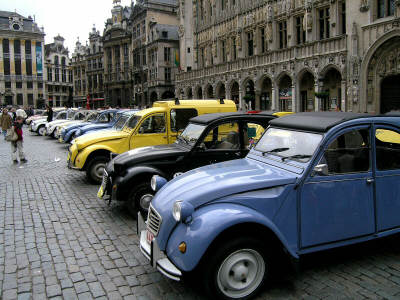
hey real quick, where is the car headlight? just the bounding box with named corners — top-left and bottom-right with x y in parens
top-left (151, 175), bottom-right (168, 192)
top-left (172, 201), bottom-right (182, 222)
top-left (172, 200), bottom-right (194, 223)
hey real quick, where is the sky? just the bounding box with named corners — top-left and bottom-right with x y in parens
top-left (2, 0), bottom-right (132, 54)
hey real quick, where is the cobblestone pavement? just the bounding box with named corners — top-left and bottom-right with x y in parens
top-left (0, 130), bottom-right (400, 300)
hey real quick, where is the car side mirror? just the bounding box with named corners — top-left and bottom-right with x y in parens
top-left (313, 164), bottom-right (329, 176)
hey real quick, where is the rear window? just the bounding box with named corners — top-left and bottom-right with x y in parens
top-left (170, 109), bottom-right (198, 132)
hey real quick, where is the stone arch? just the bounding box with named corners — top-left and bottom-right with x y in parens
top-left (297, 68), bottom-right (316, 112)
top-left (256, 74), bottom-right (274, 111)
top-left (178, 88), bottom-right (185, 99)
top-left (194, 85), bottom-right (203, 99)
top-left (241, 77), bottom-right (255, 110)
top-left (150, 91), bottom-right (158, 103)
top-left (227, 80), bottom-right (240, 105)
top-left (318, 66), bottom-right (343, 111)
top-left (205, 84), bottom-right (214, 99)
top-left (360, 31), bottom-right (400, 113)
top-left (216, 82), bottom-right (226, 99)
top-left (162, 90), bottom-right (175, 99)
top-left (277, 72), bottom-right (293, 112)
top-left (186, 87), bottom-right (193, 99)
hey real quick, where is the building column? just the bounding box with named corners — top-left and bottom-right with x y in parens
top-left (239, 87), bottom-right (244, 111)
top-left (291, 85), bottom-right (296, 112)
top-left (255, 90), bottom-right (261, 110)
top-left (314, 81), bottom-right (320, 111)
top-left (341, 80), bottom-right (346, 112)
top-left (271, 86), bottom-right (276, 111)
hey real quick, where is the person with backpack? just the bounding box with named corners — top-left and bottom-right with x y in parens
top-left (0, 108), bottom-right (12, 140)
top-left (11, 116), bottom-right (27, 164)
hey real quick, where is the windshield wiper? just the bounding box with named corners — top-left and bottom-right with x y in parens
top-left (281, 154), bottom-right (312, 161)
top-left (262, 147), bottom-right (289, 156)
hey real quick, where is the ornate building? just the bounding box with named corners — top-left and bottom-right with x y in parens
top-left (176, 0), bottom-right (400, 114)
top-left (103, 0), bottom-right (133, 107)
top-left (71, 39), bottom-right (88, 107)
top-left (131, 0), bottom-right (179, 107)
top-left (45, 35), bottom-right (73, 107)
top-left (0, 11), bottom-right (46, 108)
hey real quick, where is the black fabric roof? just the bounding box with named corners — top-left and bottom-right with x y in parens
top-left (190, 112), bottom-right (276, 125)
top-left (269, 112), bottom-right (370, 132)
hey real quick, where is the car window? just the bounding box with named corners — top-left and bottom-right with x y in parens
top-left (376, 129), bottom-right (400, 171)
top-left (139, 114), bottom-right (166, 134)
top-left (98, 113), bottom-right (111, 123)
top-left (202, 122), bottom-right (240, 150)
top-left (179, 123), bottom-right (206, 146)
top-left (126, 115), bottom-right (140, 130)
top-left (319, 129), bottom-right (370, 175)
top-left (170, 109), bottom-right (198, 132)
top-left (57, 112), bottom-right (66, 119)
top-left (244, 122), bottom-right (267, 148)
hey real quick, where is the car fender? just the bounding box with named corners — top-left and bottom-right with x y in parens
top-left (165, 203), bottom-right (297, 272)
top-left (120, 165), bottom-right (167, 188)
top-left (75, 144), bottom-right (116, 170)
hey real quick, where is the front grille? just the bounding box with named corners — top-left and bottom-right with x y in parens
top-left (147, 205), bottom-right (162, 236)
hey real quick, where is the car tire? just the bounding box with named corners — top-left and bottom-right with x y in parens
top-left (127, 181), bottom-right (154, 218)
top-left (38, 125), bottom-right (45, 136)
top-left (86, 156), bottom-right (108, 184)
top-left (202, 237), bottom-right (270, 300)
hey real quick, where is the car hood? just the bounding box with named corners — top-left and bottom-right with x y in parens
top-left (152, 158), bottom-right (298, 216)
top-left (112, 143), bottom-right (189, 172)
top-left (80, 123), bottom-right (111, 132)
top-left (74, 130), bottom-right (129, 150)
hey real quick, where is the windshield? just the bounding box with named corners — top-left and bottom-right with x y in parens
top-left (113, 114), bottom-right (132, 131)
top-left (178, 123), bottom-right (206, 146)
top-left (85, 112), bottom-right (98, 122)
top-left (67, 111), bottom-right (77, 120)
top-left (255, 128), bottom-right (323, 162)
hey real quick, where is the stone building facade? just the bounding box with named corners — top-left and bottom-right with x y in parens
top-left (176, 0), bottom-right (400, 114)
top-left (71, 39), bottom-right (88, 107)
top-left (131, 0), bottom-right (179, 107)
top-left (44, 35), bottom-right (73, 107)
top-left (0, 11), bottom-right (46, 108)
top-left (103, 0), bottom-right (133, 107)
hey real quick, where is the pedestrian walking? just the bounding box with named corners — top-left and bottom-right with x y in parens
top-left (11, 116), bottom-right (27, 164)
top-left (0, 108), bottom-right (12, 140)
top-left (10, 107), bottom-right (17, 121)
top-left (47, 105), bottom-right (53, 122)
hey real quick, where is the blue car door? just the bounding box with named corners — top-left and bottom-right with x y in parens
top-left (300, 126), bottom-right (375, 248)
top-left (374, 125), bottom-right (400, 231)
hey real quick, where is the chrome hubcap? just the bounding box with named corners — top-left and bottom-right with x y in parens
top-left (93, 163), bottom-right (106, 181)
top-left (139, 194), bottom-right (153, 210)
top-left (217, 249), bottom-right (265, 298)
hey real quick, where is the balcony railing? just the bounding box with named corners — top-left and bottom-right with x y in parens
top-left (176, 35), bottom-right (347, 82)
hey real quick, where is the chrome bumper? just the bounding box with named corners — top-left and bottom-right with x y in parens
top-left (137, 213), bottom-right (182, 281)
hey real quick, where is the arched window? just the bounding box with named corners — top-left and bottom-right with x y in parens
top-left (61, 57), bottom-right (66, 66)
top-left (54, 55), bottom-right (59, 66)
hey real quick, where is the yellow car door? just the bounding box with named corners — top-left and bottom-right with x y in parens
top-left (130, 113), bottom-right (169, 149)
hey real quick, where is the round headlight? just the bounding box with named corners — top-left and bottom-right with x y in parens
top-left (151, 175), bottom-right (168, 192)
top-left (172, 201), bottom-right (182, 222)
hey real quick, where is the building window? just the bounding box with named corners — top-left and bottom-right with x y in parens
top-left (162, 31), bottom-right (168, 38)
top-left (16, 82), bottom-right (22, 89)
top-left (27, 81), bottom-right (33, 89)
top-left (377, 0), bottom-right (395, 18)
top-left (17, 94), bottom-right (23, 105)
top-left (165, 67), bottom-right (171, 82)
top-left (232, 37), bottom-right (237, 61)
top-left (142, 48), bottom-right (146, 65)
top-left (187, 47), bottom-right (191, 53)
top-left (200, 47), bottom-right (205, 67)
top-left (279, 21), bottom-right (288, 49)
top-left (62, 69), bottom-right (66, 82)
top-left (247, 32), bottom-right (254, 57)
top-left (340, 1), bottom-right (346, 34)
top-left (26, 59), bottom-right (32, 75)
top-left (296, 16), bottom-right (306, 45)
top-left (164, 47), bottom-right (171, 62)
top-left (14, 40), bottom-right (21, 54)
top-left (221, 40), bottom-right (226, 63)
top-left (3, 39), bottom-right (9, 54)
top-left (25, 40), bottom-right (31, 54)
top-left (48, 68), bottom-right (53, 81)
top-left (54, 56), bottom-right (59, 66)
top-left (38, 82), bottom-right (43, 89)
top-left (319, 7), bottom-right (330, 40)
top-left (55, 68), bottom-right (60, 82)
top-left (28, 94), bottom-right (34, 105)
top-left (260, 28), bottom-right (266, 54)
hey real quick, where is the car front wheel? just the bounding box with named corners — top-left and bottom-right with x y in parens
top-left (127, 181), bottom-right (154, 217)
top-left (86, 156), bottom-right (108, 184)
top-left (203, 237), bottom-right (269, 300)
top-left (38, 126), bottom-right (46, 136)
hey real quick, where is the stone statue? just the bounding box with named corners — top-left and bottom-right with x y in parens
top-left (266, 23), bottom-right (273, 42)
top-left (212, 42), bottom-right (217, 57)
top-left (267, 5), bottom-right (273, 21)
top-left (305, 10), bottom-right (313, 31)
top-left (237, 31), bottom-right (242, 49)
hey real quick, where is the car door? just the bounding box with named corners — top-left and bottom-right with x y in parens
top-left (300, 126), bottom-right (375, 248)
top-left (190, 120), bottom-right (242, 169)
top-left (374, 125), bottom-right (400, 231)
top-left (130, 113), bottom-right (168, 149)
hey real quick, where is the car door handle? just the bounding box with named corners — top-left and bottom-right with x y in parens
top-left (366, 178), bottom-right (374, 184)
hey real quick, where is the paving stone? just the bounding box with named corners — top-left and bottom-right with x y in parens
top-left (88, 281), bottom-right (106, 298)
top-left (46, 284), bottom-right (62, 298)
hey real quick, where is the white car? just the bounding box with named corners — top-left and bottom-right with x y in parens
top-left (31, 110), bottom-right (70, 135)
top-left (46, 110), bottom-right (92, 138)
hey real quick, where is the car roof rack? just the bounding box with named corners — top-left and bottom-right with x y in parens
top-left (175, 98), bottom-right (180, 105)
top-left (219, 98), bottom-right (225, 104)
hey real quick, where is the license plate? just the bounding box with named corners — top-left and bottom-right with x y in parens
top-left (146, 230), bottom-right (154, 244)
